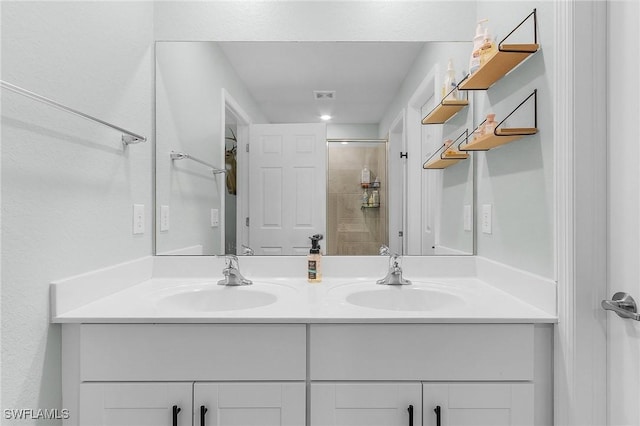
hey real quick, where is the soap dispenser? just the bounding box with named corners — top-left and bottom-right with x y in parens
top-left (308, 234), bottom-right (324, 283)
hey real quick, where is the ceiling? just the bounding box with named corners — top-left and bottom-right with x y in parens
top-left (218, 41), bottom-right (426, 124)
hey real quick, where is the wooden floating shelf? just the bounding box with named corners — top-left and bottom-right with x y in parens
top-left (422, 99), bottom-right (469, 124)
top-left (458, 43), bottom-right (540, 90)
top-left (423, 150), bottom-right (470, 169)
top-left (462, 128), bottom-right (537, 151)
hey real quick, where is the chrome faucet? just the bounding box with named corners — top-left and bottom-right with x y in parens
top-left (217, 254), bottom-right (253, 286)
top-left (241, 245), bottom-right (254, 256)
top-left (377, 245), bottom-right (411, 285)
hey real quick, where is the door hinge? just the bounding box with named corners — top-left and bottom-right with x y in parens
top-left (400, 152), bottom-right (408, 159)
top-left (246, 143), bottom-right (250, 153)
top-left (398, 231), bottom-right (403, 237)
top-left (245, 217), bottom-right (250, 227)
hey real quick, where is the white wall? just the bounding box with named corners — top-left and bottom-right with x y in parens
top-left (327, 124), bottom-right (379, 140)
top-left (473, 1), bottom-right (554, 278)
top-left (155, 42), bottom-right (267, 255)
top-left (1, 1), bottom-right (153, 422)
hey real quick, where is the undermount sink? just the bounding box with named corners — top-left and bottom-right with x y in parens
top-left (343, 285), bottom-right (465, 312)
top-left (155, 285), bottom-right (278, 312)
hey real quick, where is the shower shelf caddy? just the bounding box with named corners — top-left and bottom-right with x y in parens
top-left (423, 129), bottom-right (470, 169)
top-left (361, 180), bottom-right (381, 209)
top-left (459, 90), bottom-right (537, 151)
top-left (458, 9), bottom-right (539, 91)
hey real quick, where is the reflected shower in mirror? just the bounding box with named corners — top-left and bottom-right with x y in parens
top-left (155, 41), bottom-right (474, 256)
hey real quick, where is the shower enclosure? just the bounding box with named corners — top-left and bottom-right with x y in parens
top-left (326, 140), bottom-right (388, 255)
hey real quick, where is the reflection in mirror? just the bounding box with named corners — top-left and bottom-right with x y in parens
top-left (155, 41), bottom-right (473, 256)
top-left (327, 140), bottom-right (388, 255)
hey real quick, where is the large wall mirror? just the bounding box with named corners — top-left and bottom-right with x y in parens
top-left (155, 41), bottom-right (473, 256)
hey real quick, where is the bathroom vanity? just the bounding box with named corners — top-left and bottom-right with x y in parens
top-left (52, 256), bottom-right (556, 426)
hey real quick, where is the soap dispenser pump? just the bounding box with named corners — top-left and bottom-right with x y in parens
top-left (308, 234), bottom-right (324, 283)
top-left (444, 58), bottom-right (458, 101)
top-left (469, 19), bottom-right (488, 75)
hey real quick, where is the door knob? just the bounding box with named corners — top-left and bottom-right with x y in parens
top-left (602, 292), bottom-right (640, 321)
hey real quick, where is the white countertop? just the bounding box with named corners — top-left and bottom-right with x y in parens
top-left (51, 256), bottom-right (557, 323)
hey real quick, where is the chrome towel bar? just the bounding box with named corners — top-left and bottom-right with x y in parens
top-left (170, 151), bottom-right (226, 175)
top-left (1, 80), bottom-right (146, 145)
top-left (602, 292), bottom-right (640, 321)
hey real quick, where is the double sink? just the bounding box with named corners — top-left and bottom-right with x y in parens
top-left (153, 280), bottom-right (467, 313)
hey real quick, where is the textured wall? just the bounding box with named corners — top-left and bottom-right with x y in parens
top-left (1, 2), bottom-right (153, 423)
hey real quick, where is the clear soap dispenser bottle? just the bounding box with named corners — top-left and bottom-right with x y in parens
top-left (307, 234), bottom-right (324, 283)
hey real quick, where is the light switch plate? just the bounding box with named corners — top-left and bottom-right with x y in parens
top-left (463, 204), bottom-right (472, 231)
top-left (482, 204), bottom-right (492, 234)
top-left (211, 208), bottom-right (219, 227)
top-left (133, 204), bottom-right (145, 235)
top-left (160, 205), bottom-right (170, 232)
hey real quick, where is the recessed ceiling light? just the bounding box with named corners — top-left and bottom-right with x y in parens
top-left (320, 115), bottom-right (332, 121)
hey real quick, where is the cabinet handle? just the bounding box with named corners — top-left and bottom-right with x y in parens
top-left (407, 404), bottom-right (414, 426)
top-left (200, 405), bottom-right (208, 426)
top-left (172, 405), bottom-right (181, 426)
top-left (434, 405), bottom-right (441, 426)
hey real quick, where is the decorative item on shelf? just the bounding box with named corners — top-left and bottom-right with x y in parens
top-left (423, 130), bottom-right (471, 169)
top-left (459, 89), bottom-right (538, 151)
top-left (459, 9), bottom-right (539, 91)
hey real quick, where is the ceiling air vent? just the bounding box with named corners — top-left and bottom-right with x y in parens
top-left (313, 90), bottom-right (336, 100)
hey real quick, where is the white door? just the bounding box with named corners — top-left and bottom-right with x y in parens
top-left (79, 382), bottom-right (192, 426)
top-left (423, 383), bottom-right (533, 426)
top-left (606, 1), bottom-right (640, 424)
top-left (194, 382), bottom-right (305, 426)
top-left (249, 123), bottom-right (326, 255)
top-left (421, 95), bottom-right (439, 255)
top-left (388, 112), bottom-right (406, 255)
top-left (310, 382), bottom-right (421, 426)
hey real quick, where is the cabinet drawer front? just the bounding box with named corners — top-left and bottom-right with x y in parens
top-left (80, 324), bottom-right (306, 381)
top-left (311, 382), bottom-right (421, 426)
top-left (195, 382), bottom-right (305, 426)
top-left (79, 382), bottom-right (192, 426)
top-left (423, 383), bottom-right (534, 426)
top-left (310, 324), bottom-right (533, 380)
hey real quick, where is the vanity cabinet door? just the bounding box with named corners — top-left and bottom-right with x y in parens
top-left (310, 382), bottom-right (421, 426)
top-left (79, 382), bottom-right (192, 426)
top-left (194, 382), bottom-right (305, 426)
top-left (423, 383), bottom-right (534, 426)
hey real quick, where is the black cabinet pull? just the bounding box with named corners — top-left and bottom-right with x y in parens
top-left (434, 405), bottom-right (441, 426)
top-left (407, 404), bottom-right (414, 426)
top-left (200, 405), bottom-right (208, 426)
top-left (172, 405), bottom-right (181, 426)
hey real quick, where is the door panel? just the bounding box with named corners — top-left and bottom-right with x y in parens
top-left (607, 1), bottom-right (640, 425)
top-left (79, 382), bottom-right (192, 426)
top-left (311, 382), bottom-right (421, 426)
top-left (422, 383), bottom-right (533, 426)
top-left (249, 123), bottom-right (326, 255)
top-left (194, 382), bottom-right (305, 426)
